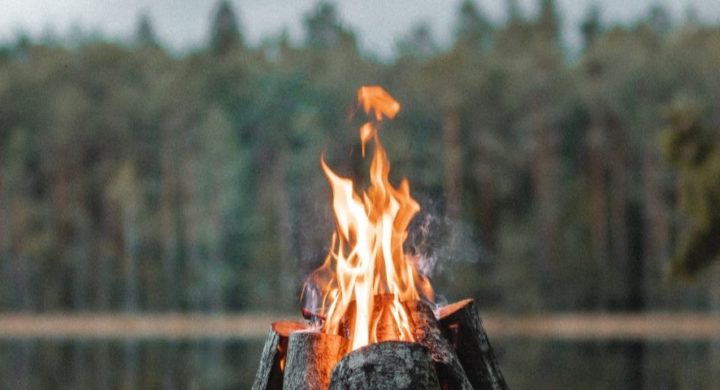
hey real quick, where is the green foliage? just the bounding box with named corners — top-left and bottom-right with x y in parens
top-left (660, 101), bottom-right (720, 278)
top-left (210, 0), bottom-right (243, 55)
top-left (0, 0), bottom-right (719, 317)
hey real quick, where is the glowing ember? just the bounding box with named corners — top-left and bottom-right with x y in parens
top-left (304, 86), bottom-right (433, 353)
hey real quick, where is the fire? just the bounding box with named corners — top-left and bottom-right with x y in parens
top-left (305, 86), bottom-right (433, 352)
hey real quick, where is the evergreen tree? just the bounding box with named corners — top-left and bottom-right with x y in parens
top-left (506, 0), bottom-right (523, 24)
top-left (537, 0), bottom-right (560, 42)
top-left (135, 13), bottom-right (158, 47)
top-left (455, 0), bottom-right (493, 50)
top-left (209, 0), bottom-right (243, 55)
top-left (304, 2), bottom-right (354, 50)
top-left (581, 4), bottom-right (602, 49)
top-left (647, 4), bottom-right (672, 36)
top-left (397, 23), bottom-right (437, 59)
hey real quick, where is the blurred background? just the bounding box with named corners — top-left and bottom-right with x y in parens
top-left (2, 0), bottom-right (720, 388)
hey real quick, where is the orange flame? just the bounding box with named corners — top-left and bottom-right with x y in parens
top-left (306, 86), bottom-right (433, 352)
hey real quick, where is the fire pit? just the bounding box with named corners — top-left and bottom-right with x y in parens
top-left (252, 87), bottom-right (507, 390)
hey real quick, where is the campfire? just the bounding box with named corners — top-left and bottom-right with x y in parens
top-left (253, 87), bottom-right (507, 390)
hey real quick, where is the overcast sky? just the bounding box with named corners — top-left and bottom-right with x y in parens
top-left (2, 0), bottom-right (720, 56)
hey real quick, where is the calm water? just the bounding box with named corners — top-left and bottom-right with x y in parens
top-left (0, 339), bottom-right (717, 389)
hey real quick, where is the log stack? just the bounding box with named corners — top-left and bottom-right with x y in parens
top-left (252, 299), bottom-right (507, 390)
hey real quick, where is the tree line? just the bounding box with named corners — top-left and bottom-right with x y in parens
top-left (1, 0), bottom-right (719, 315)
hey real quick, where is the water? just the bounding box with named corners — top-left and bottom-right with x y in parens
top-left (0, 339), bottom-right (717, 389)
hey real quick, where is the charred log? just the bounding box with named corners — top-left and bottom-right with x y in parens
top-left (283, 330), bottom-right (348, 390)
top-left (406, 300), bottom-right (474, 390)
top-left (328, 341), bottom-right (440, 390)
top-left (438, 299), bottom-right (508, 390)
top-left (252, 321), bottom-right (308, 390)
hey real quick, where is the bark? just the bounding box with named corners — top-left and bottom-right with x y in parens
top-left (586, 122), bottom-right (608, 308)
top-left (532, 124), bottom-right (561, 292)
top-left (442, 106), bottom-right (462, 221)
top-left (328, 341), bottom-right (440, 390)
top-left (406, 300), bottom-right (473, 390)
top-left (282, 330), bottom-right (347, 390)
top-left (160, 117), bottom-right (185, 310)
top-left (642, 148), bottom-right (669, 305)
top-left (607, 121), bottom-right (630, 309)
top-left (437, 299), bottom-right (508, 390)
top-left (253, 321), bottom-right (308, 390)
top-left (473, 138), bottom-right (496, 250)
top-left (274, 149), bottom-right (296, 311)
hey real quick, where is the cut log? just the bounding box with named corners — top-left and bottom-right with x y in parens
top-left (252, 321), bottom-right (308, 390)
top-left (406, 300), bottom-right (473, 390)
top-left (283, 330), bottom-right (348, 390)
top-left (328, 341), bottom-right (440, 390)
top-left (438, 299), bottom-right (508, 390)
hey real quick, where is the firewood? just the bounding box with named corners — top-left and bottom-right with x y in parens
top-left (438, 299), bottom-right (508, 390)
top-left (283, 330), bottom-right (348, 390)
top-left (252, 321), bottom-right (308, 390)
top-left (328, 341), bottom-right (440, 389)
top-left (406, 300), bottom-right (474, 390)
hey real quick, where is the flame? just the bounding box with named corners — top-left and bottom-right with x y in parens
top-left (306, 86), bottom-right (433, 353)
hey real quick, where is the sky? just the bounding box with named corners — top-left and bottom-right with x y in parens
top-left (2, 0), bottom-right (720, 57)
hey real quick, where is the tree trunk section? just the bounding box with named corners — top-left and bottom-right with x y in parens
top-left (329, 341), bottom-right (440, 390)
top-left (406, 300), bottom-right (473, 390)
top-left (442, 106), bottom-right (462, 221)
top-left (607, 121), bottom-right (630, 309)
top-left (253, 321), bottom-right (308, 390)
top-left (437, 299), bottom-right (508, 390)
top-left (532, 125), bottom-right (560, 298)
top-left (586, 123), bottom-right (608, 308)
top-left (283, 330), bottom-right (347, 390)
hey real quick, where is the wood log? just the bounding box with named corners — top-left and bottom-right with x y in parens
top-left (438, 299), bottom-right (508, 390)
top-left (252, 321), bottom-right (307, 390)
top-left (283, 330), bottom-right (348, 390)
top-left (328, 341), bottom-right (440, 390)
top-left (406, 300), bottom-right (474, 390)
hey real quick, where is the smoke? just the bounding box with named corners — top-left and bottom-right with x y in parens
top-left (406, 193), bottom-right (491, 307)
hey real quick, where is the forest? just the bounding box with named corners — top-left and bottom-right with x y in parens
top-left (1, 0), bottom-right (720, 387)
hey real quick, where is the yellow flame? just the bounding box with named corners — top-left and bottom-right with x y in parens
top-left (311, 86), bottom-right (433, 352)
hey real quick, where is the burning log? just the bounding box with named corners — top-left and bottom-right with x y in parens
top-left (406, 300), bottom-right (474, 390)
top-left (252, 321), bottom-right (307, 390)
top-left (282, 330), bottom-right (348, 390)
top-left (328, 341), bottom-right (440, 389)
top-left (438, 299), bottom-right (508, 390)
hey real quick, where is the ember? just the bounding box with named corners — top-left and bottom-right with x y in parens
top-left (253, 87), bottom-right (507, 390)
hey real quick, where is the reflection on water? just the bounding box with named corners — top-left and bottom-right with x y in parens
top-left (0, 339), bottom-right (717, 389)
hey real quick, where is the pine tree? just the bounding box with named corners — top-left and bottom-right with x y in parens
top-left (135, 13), bottom-right (158, 47)
top-left (304, 2), bottom-right (354, 50)
top-left (209, 0), bottom-right (243, 55)
top-left (506, 0), bottom-right (523, 24)
top-left (397, 23), bottom-right (437, 59)
top-left (580, 4), bottom-right (602, 49)
top-left (647, 4), bottom-right (672, 36)
top-left (455, 0), bottom-right (493, 50)
top-left (537, 0), bottom-right (560, 42)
